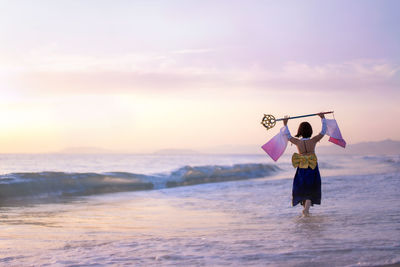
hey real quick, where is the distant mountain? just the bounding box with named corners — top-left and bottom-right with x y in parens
top-left (203, 139), bottom-right (400, 155)
top-left (57, 147), bottom-right (114, 154)
top-left (202, 144), bottom-right (263, 154)
top-left (317, 139), bottom-right (400, 155)
top-left (56, 140), bottom-right (400, 155)
top-left (153, 149), bottom-right (200, 155)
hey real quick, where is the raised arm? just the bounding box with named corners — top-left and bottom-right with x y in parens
top-left (282, 116), bottom-right (300, 145)
top-left (311, 112), bottom-right (327, 142)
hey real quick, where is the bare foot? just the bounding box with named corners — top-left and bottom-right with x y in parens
top-left (302, 210), bottom-right (310, 217)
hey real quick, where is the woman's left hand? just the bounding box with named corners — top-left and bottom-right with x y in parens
top-left (283, 116), bottom-right (289, 126)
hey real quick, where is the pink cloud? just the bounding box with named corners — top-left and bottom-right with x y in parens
top-left (7, 58), bottom-right (398, 96)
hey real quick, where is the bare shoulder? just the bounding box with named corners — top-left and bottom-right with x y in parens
top-left (289, 137), bottom-right (300, 144)
top-left (311, 133), bottom-right (324, 143)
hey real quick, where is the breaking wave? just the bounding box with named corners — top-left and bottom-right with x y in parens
top-left (0, 163), bottom-right (279, 205)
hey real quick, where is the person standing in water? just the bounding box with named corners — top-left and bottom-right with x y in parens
top-left (282, 112), bottom-right (327, 216)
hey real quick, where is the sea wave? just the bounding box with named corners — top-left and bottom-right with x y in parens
top-left (382, 155), bottom-right (400, 167)
top-left (362, 154), bottom-right (400, 168)
top-left (0, 163), bottom-right (279, 204)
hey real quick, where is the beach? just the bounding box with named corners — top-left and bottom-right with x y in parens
top-left (0, 153), bottom-right (399, 266)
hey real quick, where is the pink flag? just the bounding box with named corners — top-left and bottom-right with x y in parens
top-left (261, 127), bottom-right (289, 161)
top-left (326, 119), bottom-right (346, 148)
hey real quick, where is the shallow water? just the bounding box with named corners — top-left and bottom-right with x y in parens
top-left (0, 154), bottom-right (399, 266)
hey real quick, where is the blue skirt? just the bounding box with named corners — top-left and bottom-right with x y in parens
top-left (292, 164), bottom-right (321, 206)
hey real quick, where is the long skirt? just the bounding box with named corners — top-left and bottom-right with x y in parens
top-left (292, 164), bottom-right (321, 206)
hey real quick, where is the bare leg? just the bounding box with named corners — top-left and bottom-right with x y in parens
top-left (302, 199), bottom-right (311, 216)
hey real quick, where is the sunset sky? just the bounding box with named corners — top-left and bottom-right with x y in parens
top-left (0, 0), bottom-right (399, 153)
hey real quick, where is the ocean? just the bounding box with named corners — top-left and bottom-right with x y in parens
top-left (0, 153), bottom-right (399, 266)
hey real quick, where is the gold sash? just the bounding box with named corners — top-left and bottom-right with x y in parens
top-left (292, 153), bottom-right (317, 170)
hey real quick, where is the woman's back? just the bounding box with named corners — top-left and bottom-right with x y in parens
top-left (289, 133), bottom-right (324, 155)
top-left (281, 112), bottom-right (327, 216)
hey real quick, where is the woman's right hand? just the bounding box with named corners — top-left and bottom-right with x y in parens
top-left (318, 112), bottom-right (325, 119)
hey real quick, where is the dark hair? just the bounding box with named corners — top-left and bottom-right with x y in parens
top-left (295, 122), bottom-right (313, 138)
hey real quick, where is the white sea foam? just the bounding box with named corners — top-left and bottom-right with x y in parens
top-left (0, 164), bottom-right (280, 204)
